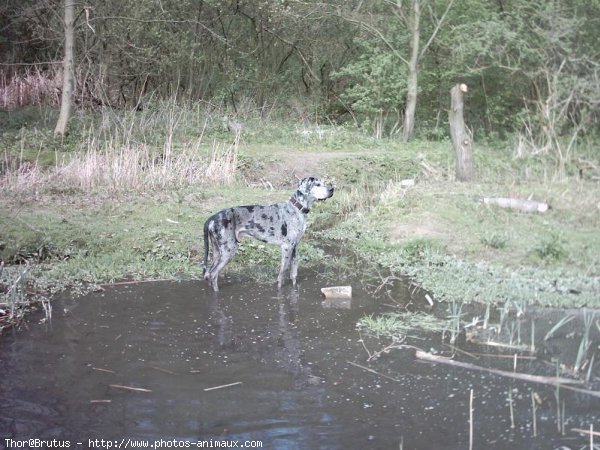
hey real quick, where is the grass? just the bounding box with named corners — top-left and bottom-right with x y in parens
top-left (320, 175), bottom-right (600, 308)
top-left (0, 184), bottom-right (331, 295)
top-left (357, 312), bottom-right (447, 338)
top-left (2, 100), bottom-right (600, 322)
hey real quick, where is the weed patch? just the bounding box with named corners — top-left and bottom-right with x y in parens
top-left (358, 312), bottom-right (446, 338)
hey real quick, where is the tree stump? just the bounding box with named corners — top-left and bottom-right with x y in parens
top-left (449, 83), bottom-right (474, 181)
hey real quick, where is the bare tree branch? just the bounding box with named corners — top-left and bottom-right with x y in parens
top-left (419, 0), bottom-right (454, 60)
top-left (342, 15), bottom-right (409, 66)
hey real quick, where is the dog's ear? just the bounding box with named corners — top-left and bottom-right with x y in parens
top-left (300, 176), bottom-right (315, 187)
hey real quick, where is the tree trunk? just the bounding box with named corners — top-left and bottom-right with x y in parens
top-left (449, 83), bottom-right (474, 181)
top-left (54, 0), bottom-right (75, 136)
top-left (402, 0), bottom-right (420, 143)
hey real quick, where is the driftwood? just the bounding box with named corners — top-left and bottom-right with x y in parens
top-left (449, 83), bottom-right (474, 181)
top-left (415, 351), bottom-right (584, 387)
top-left (482, 197), bottom-right (550, 213)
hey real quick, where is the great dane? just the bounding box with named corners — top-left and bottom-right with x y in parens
top-left (203, 177), bottom-right (334, 291)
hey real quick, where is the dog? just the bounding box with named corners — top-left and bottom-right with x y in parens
top-left (203, 177), bottom-right (334, 291)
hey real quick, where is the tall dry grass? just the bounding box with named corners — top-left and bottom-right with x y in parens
top-left (53, 139), bottom-right (237, 191)
top-left (1, 99), bottom-right (239, 192)
top-left (1, 68), bottom-right (60, 110)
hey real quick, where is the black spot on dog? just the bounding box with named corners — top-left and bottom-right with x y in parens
top-left (243, 206), bottom-right (255, 213)
top-left (261, 213), bottom-right (268, 220)
top-left (281, 222), bottom-right (287, 236)
top-left (248, 220), bottom-right (266, 234)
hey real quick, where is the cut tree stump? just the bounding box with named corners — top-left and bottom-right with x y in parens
top-left (449, 83), bottom-right (474, 181)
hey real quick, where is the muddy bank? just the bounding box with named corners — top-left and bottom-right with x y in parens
top-left (1, 276), bottom-right (598, 449)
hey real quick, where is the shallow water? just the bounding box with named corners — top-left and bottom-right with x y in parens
top-left (1, 276), bottom-right (598, 449)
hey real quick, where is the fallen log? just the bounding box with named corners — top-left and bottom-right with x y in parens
top-left (482, 197), bottom-right (549, 213)
top-left (415, 350), bottom-right (584, 387)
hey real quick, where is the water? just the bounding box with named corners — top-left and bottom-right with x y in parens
top-left (1, 277), bottom-right (598, 449)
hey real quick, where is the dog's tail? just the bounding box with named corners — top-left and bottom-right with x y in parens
top-left (203, 220), bottom-right (210, 277)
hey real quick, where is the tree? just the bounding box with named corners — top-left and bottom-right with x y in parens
top-left (54, 0), bottom-right (75, 136)
top-left (448, 0), bottom-right (600, 177)
top-left (340, 0), bottom-right (454, 141)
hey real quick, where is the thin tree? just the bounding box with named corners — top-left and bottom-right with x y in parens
top-left (54, 0), bottom-right (75, 136)
top-left (344, 0), bottom-right (454, 142)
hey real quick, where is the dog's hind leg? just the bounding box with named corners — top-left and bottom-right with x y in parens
top-left (207, 241), bottom-right (238, 292)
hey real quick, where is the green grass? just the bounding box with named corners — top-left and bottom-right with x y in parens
top-left (2, 102), bottom-right (600, 311)
top-left (0, 183), bottom-right (332, 294)
top-left (357, 312), bottom-right (447, 338)
top-left (319, 177), bottom-right (600, 308)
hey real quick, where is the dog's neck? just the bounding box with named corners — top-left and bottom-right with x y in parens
top-left (289, 191), bottom-right (311, 214)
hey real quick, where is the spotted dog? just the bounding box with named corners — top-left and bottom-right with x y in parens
top-left (203, 177), bottom-right (334, 291)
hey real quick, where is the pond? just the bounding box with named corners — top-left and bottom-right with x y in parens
top-left (1, 276), bottom-right (598, 449)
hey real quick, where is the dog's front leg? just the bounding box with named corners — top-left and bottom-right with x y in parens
top-left (277, 243), bottom-right (294, 289)
top-left (289, 244), bottom-right (299, 286)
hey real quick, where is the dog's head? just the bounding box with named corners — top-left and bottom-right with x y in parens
top-left (298, 176), bottom-right (334, 201)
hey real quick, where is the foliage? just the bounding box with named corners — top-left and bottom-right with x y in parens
top-left (2, 0), bottom-right (600, 157)
top-left (358, 312), bottom-right (446, 338)
top-left (333, 38), bottom-right (407, 137)
top-left (532, 234), bottom-right (567, 263)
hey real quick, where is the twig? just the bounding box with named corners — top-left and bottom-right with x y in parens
top-left (367, 339), bottom-right (408, 362)
top-left (558, 383), bottom-right (600, 399)
top-left (358, 331), bottom-right (373, 360)
top-left (109, 384), bottom-right (152, 393)
top-left (101, 278), bottom-right (172, 287)
top-left (469, 352), bottom-right (536, 360)
top-left (90, 400), bottom-right (112, 403)
top-left (346, 361), bottom-right (402, 382)
top-left (150, 366), bottom-right (176, 375)
top-left (5, 266), bottom-right (29, 297)
top-left (469, 389), bottom-right (474, 450)
top-left (571, 427), bottom-right (600, 437)
top-left (92, 367), bottom-right (115, 374)
top-left (483, 340), bottom-right (532, 352)
top-left (531, 391), bottom-right (538, 437)
top-left (203, 381), bottom-right (242, 392)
